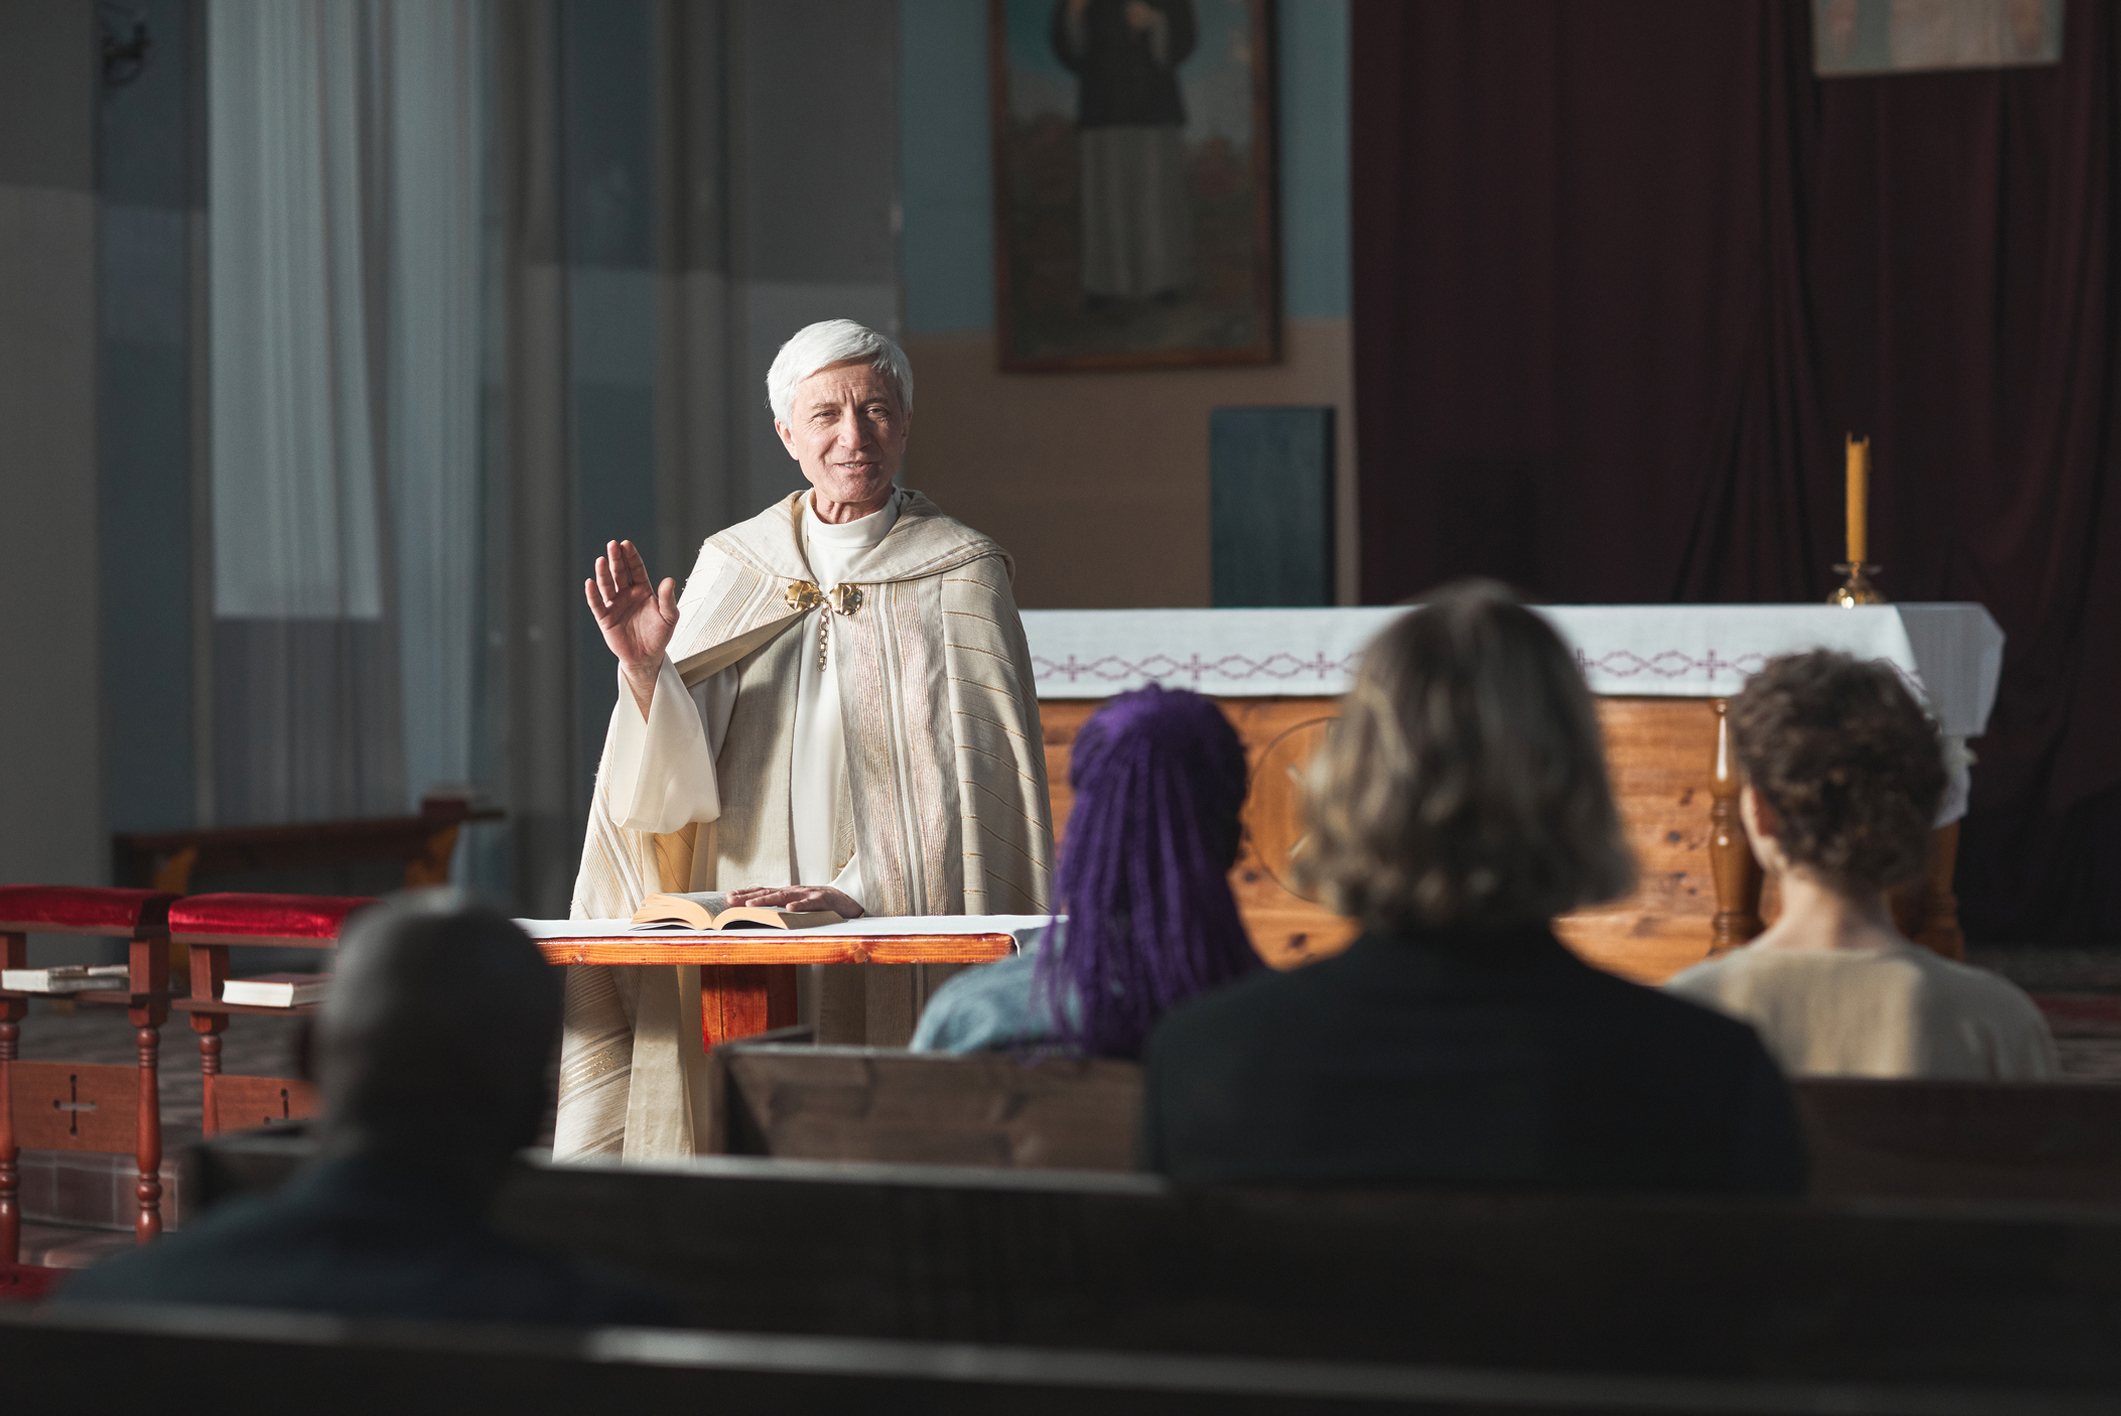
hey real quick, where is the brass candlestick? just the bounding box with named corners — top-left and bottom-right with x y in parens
top-left (1827, 562), bottom-right (1885, 607)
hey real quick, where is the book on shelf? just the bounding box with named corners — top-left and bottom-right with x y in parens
top-left (1, 963), bottom-right (131, 994)
top-left (220, 973), bottom-right (332, 1008)
top-left (629, 892), bottom-right (842, 932)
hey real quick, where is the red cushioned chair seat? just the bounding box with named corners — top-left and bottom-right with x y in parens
top-left (0, 1263), bottom-right (63, 1302)
top-left (0, 885), bottom-right (177, 934)
top-left (168, 893), bottom-right (377, 941)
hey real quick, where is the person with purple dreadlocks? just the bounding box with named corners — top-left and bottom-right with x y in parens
top-left (911, 685), bottom-right (1261, 1058)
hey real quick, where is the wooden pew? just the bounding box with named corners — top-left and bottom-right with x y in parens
top-left (5, 1302), bottom-right (2081, 1416)
top-left (705, 1041), bottom-right (2121, 1205)
top-left (705, 1037), bottom-right (1138, 1169)
top-left (1796, 1077), bottom-right (2121, 1204)
top-left (184, 1130), bottom-right (2121, 1390)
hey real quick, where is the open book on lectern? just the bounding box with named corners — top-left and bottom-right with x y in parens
top-left (629, 891), bottom-right (843, 932)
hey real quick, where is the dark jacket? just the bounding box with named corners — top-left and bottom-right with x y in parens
top-left (1141, 925), bottom-right (1807, 1193)
top-left (1052, 0), bottom-right (1196, 129)
top-left (59, 1153), bottom-right (676, 1326)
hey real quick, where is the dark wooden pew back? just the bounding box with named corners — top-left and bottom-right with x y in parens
top-left (186, 1131), bottom-right (2121, 1391)
top-left (710, 1043), bottom-right (2121, 1205)
top-left (1795, 1076), bottom-right (2121, 1203)
top-left (708, 1041), bottom-right (1139, 1168)
top-left (11, 1301), bottom-right (2089, 1415)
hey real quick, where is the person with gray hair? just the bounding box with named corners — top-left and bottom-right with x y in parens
top-left (563, 319), bottom-right (1055, 1160)
top-left (1140, 582), bottom-right (1806, 1192)
top-left (60, 893), bottom-right (674, 1325)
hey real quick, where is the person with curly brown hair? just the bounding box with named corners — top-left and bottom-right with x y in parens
top-left (1665, 651), bottom-right (2057, 1080)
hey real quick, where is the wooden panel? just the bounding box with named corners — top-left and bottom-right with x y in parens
top-left (208, 1075), bottom-right (317, 1134)
top-left (1044, 695), bottom-right (1728, 982)
top-left (10, 1060), bottom-right (138, 1153)
top-left (719, 1045), bottom-right (1140, 1171)
top-left (535, 934), bottom-right (1015, 967)
top-left (701, 965), bottom-right (800, 1051)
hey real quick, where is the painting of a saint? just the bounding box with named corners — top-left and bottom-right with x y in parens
top-left (991, 0), bottom-right (1277, 370)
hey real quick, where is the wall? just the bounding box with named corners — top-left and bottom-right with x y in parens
top-left (0, 0), bottom-right (105, 950)
top-left (0, 2), bottom-right (102, 855)
top-left (896, 0), bottom-right (1351, 608)
top-left (99, 0), bottom-right (201, 836)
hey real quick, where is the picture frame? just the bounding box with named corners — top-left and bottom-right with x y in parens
top-left (988, 0), bottom-right (1280, 372)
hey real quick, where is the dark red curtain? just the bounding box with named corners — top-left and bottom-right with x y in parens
top-left (1352, 0), bottom-right (2121, 944)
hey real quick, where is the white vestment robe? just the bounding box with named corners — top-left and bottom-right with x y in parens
top-left (554, 489), bottom-right (1056, 1161)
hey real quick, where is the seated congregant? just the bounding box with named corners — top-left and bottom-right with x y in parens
top-left (1664, 651), bottom-right (2057, 1079)
top-left (912, 685), bottom-right (1261, 1057)
top-left (1139, 583), bottom-right (1807, 1192)
top-left (61, 892), bottom-right (676, 1326)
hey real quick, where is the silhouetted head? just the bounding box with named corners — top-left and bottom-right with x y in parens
top-left (314, 891), bottom-right (560, 1194)
top-left (1298, 581), bottom-right (1636, 932)
top-left (1039, 685), bottom-right (1260, 1058)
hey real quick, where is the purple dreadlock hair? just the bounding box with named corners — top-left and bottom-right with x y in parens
top-left (1035, 685), bottom-right (1261, 1059)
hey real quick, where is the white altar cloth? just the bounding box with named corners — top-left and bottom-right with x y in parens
top-left (1021, 604), bottom-right (2003, 827)
top-left (1021, 604), bottom-right (2004, 737)
top-left (516, 914), bottom-right (1052, 950)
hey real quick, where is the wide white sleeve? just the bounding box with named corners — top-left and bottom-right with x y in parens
top-left (604, 656), bottom-right (732, 835)
top-left (830, 853), bottom-right (865, 913)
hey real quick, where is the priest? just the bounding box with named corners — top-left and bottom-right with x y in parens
top-left (554, 320), bottom-right (1055, 1161)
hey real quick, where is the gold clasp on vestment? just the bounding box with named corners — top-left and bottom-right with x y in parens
top-left (787, 580), bottom-right (863, 668)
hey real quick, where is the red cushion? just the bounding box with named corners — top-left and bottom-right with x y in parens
top-left (0, 1263), bottom-right (63, 1301)
top-left (168, 892), bottom-right (377, 940)
top-left (0, 885), bottom-right (177, 934)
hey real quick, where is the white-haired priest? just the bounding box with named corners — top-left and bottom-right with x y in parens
top-left (555, 319), bottom-right (1056, 1160)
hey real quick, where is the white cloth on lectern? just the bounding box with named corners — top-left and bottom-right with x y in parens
top-left (599, 491), bottom-right (900, 909)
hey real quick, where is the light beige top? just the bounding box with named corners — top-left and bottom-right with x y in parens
top-left (1664, 941), bottom-right (2059, 1081)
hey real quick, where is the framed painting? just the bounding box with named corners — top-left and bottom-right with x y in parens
top-left (988, 0), bottom-right (1279, 372)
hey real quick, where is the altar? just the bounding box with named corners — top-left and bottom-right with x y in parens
top-left (1022, 605), bottom-right (2004, 984)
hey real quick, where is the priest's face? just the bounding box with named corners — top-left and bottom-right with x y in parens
top-left (776, 359), bottom-right (909, 522)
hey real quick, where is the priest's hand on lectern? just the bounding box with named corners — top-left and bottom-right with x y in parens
top-left (585, 538), bottom-right (678, 714)
top-left (727, 885), bottom-right (865, 920)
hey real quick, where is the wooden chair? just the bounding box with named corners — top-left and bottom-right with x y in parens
top-left (168, 893), bottom-right (374, 1137)
top-left (706, 1039), bottom-right (1141, 1170)
top-left (0, 885), bottom-right (179, 1261)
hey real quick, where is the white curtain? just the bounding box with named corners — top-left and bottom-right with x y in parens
top-left (208, 0), bottom-right (487, 820)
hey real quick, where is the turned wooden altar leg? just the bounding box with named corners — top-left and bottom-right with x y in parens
top-left (129, 934), bottom-right (169, 1244)
top-left (134, 1024), bottom-right (162, 1243)
top-left (1708, 699), bottom-right (1763, 954)
top-left (700, 965), bottom-right (800, 1052)
top-left (1912, 821), bottom-right (1965, 961)
top-left (194, 1019), bottom-right (227, 1138)
top-left (191, 941), bottom-right (230, 1138)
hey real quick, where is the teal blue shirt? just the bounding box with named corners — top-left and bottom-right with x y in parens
top-left (910, 922), bottom-right (1083, 1053)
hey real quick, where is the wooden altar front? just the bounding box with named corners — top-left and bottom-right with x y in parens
top-left (1038, 694), bottom-right (1964, 986)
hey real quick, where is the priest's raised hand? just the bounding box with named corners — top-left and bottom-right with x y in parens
top-left (584, 538), bottom-right (677, 716)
